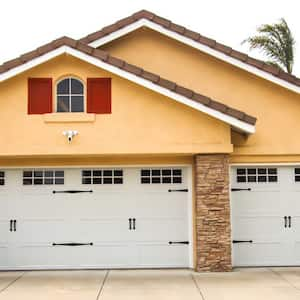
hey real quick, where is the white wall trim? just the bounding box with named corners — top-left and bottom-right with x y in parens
top-left (230, 162), bottom-right (300, 166)
top-left (89, 19), bottom-right (300, 95)
top-left (0, 45), bottom-right (254, 133)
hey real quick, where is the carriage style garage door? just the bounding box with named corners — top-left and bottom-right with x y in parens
top-left (231, 166), bottom-right (300, 266)
top-left (0, 167), bottom-right (190, 270)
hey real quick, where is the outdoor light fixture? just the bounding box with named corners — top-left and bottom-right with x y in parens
top-left (62, 130), bottom-right (78, 143)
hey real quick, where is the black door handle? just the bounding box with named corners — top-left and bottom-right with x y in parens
top-left (9, 220), bottom-right (12, 232)
top-left (129, 218), bottom-right (132, 230)
top-left (13, 220), bottom-right (16, 232)
top-left (132, 218), bottom-right (136, 230)
top-left (288, 216), bottom-right (291, 228)
top-left (284, 216), bottom-right (287, 228)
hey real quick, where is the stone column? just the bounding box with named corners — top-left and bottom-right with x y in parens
top-left (195, 154), bottom-right (232, 271)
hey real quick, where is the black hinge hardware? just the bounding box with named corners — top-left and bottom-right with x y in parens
top-left (168, 189), bottom-right (188, 192)
top-left (169, 241), bottom-right (189, 245)
top-left (52, 242), bottom-right (93, 246)
top-left (232, 240), bottom-right (253, 244)
top-left (129, 218), bottom-right (132, 230)
top-left (9, 220), bottom-right (16, 232)
top-left (231, 188), bottom-right (251, 192)
top-left (53, 190), bottom-right (93, 194)
top-left (132, 218), bottom-right (136, 230)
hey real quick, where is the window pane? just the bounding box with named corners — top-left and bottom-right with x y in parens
top-left (237, 176), bottom-right (246, 182)
top-left (82, 177), bottom-right (91, 184)
top-left (152, 169), bottom-right (161, 176)
top-left (141, 169), bottom-right (150, 176)
top-left (173, 177), bottom-right (182, 183)
top-left (93, 178), bottom-right (102, 184)
top-left (295, 168), bottom-right (300, 174)
top-left (44, 170), bottom-right (54, 177)
top-left (0, 171), bottom-right (4, 178)
top-left (248, 176), bottom-right (256, 182)
top-left (247, 169), bottom-right (256, 175)
top-left (82, 170), bottom-right (91, 177)
top-left (57, 96), bottom-right (70, 112)
top-left (34, 178), bottom-right (43, 185)
top-left (162, 169), bottom-right (171, 176)
top-left (23, 178), bottom-right (32, 185)
top-left (55, 171), bottom-right (64, 177)
top-left (258, 168), bottom-right (267, 174)
top-left (0, 179), bottom-right (4, 185)
top-left (141, 177), bottom-right (150, 184)
top-left (114, 170), bottom-right (123, 177)
top-left (23, 171), bottom-right (32, 177)
top-left (44, 178), bottom-right (54, 185)
top-left (57, 79), bottom-right (69, 94)
top-left (55, 178), bottom-right (64, 185)
top-left (268, 176), bottom-right (278, 182)
top-left (152, 177), bottom-right (161, 184)
top-left (237, 168), bottom-right (246, 175)
top-left (103, 178), bottom-right (112, 184)
top-left (34, 171), bottom-right (43, 177)
top-left (162, 177), bottom-right (171, 183)
top-left (295, 176), bottom-right (300, 182)
top-left (173, 169), bottom-right (182, 176)
top-left (93, 170), bottom-right (102, 177)
top-left (268, 168), bottom-right (277, 174)
top-left (103, 170), bottom-right (112, 176)
top-left (71, 96), bottom-right (84, 112)
top-left (114, 177), bottom-right (123, 184)
top-left (71, 79), bottom-right (83, 94)
top-left (258, 176), bottom-right (267, 182)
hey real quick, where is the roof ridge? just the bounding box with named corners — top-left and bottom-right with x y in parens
top-left (0, 36), bottom-right (256, 126)
top-left (78, 10), bottom-right (300, 88)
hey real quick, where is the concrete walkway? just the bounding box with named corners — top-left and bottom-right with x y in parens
top-left (0, 268), bottom-right (300, 299)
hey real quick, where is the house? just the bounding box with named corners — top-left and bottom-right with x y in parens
top-left (0, 10), bottom-right (299, 272)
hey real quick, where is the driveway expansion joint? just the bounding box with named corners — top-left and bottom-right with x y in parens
top-left (0, 271), bottom-right (26, 294)
top-left (96, 270), bottom-right (109, 300)
top-left (268, 268), bottom-right (300, 292)
top-left (191, 273), bottom-right (205, 300)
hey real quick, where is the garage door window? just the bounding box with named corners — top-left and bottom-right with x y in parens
top-left (294, 168), bottom-right (300, 181)
top-left (0, 171), bottom-right (4, 185)
top-left (236, 168), bottom-right (277, 183)
top-left (23, 170), bottom-right (64, 185)
top-left (141, 169), bottom-right (182, 184)
top-left (82, 169), bottom-right (123, 184)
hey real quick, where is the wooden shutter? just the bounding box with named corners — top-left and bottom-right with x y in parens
top-left (28, 78), bottom-right (52, 114)
top-left (87, 78), bottom-right (111, 114)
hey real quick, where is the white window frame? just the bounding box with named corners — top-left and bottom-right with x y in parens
top-left (56, 77), bottom-right (85, 113)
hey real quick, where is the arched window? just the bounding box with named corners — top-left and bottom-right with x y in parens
top-left (57, 78), bottom-right (84, 112)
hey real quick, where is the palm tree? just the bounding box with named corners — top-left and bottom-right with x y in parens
top-left (243, 18), bottom-right (295, 74)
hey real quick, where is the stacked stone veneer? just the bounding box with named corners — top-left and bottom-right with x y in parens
top-left (195, 154), bottom-right (232, 271)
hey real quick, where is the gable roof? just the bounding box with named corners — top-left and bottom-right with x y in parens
top-left (0, 36), bottom-right (256, 133)
top-left (79, 10), bottom-right (300, 94)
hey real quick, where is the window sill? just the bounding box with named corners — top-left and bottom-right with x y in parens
top-left (43, 113), bottom-right (96, 123)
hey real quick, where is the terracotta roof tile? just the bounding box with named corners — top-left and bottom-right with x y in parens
top-left (78, 10), bottom-right (300, 89)
top-left (0, 36), bottom-right (256, 127)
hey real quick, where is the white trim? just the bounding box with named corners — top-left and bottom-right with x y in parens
top-left (230, 162), bottom-right (300, 166)
top-left (89, 19), bottom-right (300, 95)
top-left (0, 45), bottom-right (254, 133)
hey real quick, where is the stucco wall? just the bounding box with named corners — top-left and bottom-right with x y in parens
top-left (0, 54), bottom-right (232, 158)
top-left (100, 27), bottom-right (300, 162)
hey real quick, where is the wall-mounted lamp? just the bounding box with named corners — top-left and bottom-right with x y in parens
top-left (63, 130), bottom-right (78, 143)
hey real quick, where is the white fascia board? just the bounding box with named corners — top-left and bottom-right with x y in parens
top-left (0, 45), bottom-right (255, 134)
top-left (89, 19), bottom-right (300, 95)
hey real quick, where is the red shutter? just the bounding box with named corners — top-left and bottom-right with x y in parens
top-left (28, 78), bottom-right (52, 114)
top-left (87, 78), bottom-right (111, 114)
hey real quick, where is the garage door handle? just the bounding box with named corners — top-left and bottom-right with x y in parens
top-left (169, 241), bottom-right (189, 245)
top-left (52, 242), bottom-right (93, 246)
top-left (231, 188), bottom-right (251, 192)
top-left (168, 189), bottom-right (188, 192)
top-left (284, 216), bottom-right (287, 228)
top-left (288, 216), bottom-right (292, 228)
top-left (129, 218), bottom-right (132, 230)
top-left (9, 220), bottom-right (12, 232)
top-left (132, 218), bottom-right (136, 230)
top-left (52, 190), bottom-right (93, 194)
top-left (232, 240), bottom-right (253, 243)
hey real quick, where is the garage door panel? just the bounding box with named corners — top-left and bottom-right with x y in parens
top-left (137, 244), bottom-right (189, 267)
top-left (233, 242), bottom-right (283, 266)
top-left (0, 166), bottom-right (190, 269)
top-left (134, 218), bottom-right (187, 242)
top-left (232, 216), bottom-right (283, 241)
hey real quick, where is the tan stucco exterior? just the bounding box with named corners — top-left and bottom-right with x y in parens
top-left (100, 27), bottom-right (300, 163)
top-left (0, 54), bottom-right (232, 160)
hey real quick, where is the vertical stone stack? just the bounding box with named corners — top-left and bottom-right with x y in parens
top-left (195, 154), bottom-right (232, 271)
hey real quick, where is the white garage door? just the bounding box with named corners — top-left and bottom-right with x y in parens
top-left (231, 166), bottom-right (300, 266)
top-left (0, 167), bottom-right (191, 270)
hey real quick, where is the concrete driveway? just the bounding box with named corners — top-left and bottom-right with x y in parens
top-left (0, 268), bottom-right (300, 300)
